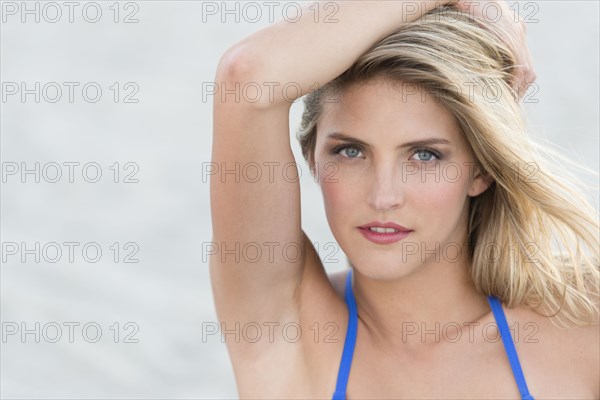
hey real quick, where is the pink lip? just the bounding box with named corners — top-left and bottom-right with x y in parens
top-left (358, 227), bottom-right (413, 244)
top-left (358, 221), bottom-right (412, 231)
top-left (357, 221), bottom-right (413, 245)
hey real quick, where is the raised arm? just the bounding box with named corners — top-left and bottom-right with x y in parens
top-left (209, 0), bottom-right (452, 363)
top-left (217, 0), bottom-right (454, 108)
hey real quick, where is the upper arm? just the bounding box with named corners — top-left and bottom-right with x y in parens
top-left (209, 50), bottom-right (306, 346)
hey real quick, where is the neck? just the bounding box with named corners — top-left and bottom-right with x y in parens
top-left (350, 250), bottom-right (492, 352)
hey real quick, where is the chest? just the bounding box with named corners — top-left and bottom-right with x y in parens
top-left (339, 332), bottom-right (593, 399)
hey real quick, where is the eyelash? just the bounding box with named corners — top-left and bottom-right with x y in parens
top-left (330, 144), bottom-right (444, 162)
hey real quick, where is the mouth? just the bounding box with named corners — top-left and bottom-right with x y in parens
top-left (357, 222), bottom-right (413, 244)
top-left (361, 226), bottom-right (405, 233)
top-left (358, 221), bottom-right (412, 232)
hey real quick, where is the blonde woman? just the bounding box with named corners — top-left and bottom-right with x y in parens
top-left (210, 0), bottom-right (599, 398)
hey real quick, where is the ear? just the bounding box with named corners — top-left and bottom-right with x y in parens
top-left (467, 165), bottom-right (494, 197)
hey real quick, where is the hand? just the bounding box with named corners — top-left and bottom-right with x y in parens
top-left (453, 0), bottom-right (537, 100)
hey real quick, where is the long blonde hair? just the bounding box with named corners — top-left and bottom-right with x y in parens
top-left (296, 5), bottom-right (599, 327)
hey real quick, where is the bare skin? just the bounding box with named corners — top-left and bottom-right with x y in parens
top-left (210, 1), bottom-right (598, 398)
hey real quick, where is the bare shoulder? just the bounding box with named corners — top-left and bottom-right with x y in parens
top-left (506, 304), bottom-right (600, 397)
top-left (510, 304), bottom-right (599, 357)
top-left (561, 321), bottom-right (600, 396)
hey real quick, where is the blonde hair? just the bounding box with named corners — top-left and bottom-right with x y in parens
top-left (296, 6), bottom-right (599, 327)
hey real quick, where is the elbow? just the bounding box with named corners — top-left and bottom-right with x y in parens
top-left (215, 46), bottom-right (283, 109)
top-left (216, 45), bottom-right (259, 85)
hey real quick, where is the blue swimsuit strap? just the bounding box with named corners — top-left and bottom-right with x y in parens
top-left (331, 272), bottom-right (534, 400)
top-left (487, 295), bottom-right (535, 400)
top-left (332, 269), bottom-right (358, 400)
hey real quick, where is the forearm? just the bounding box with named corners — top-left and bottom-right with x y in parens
top-left (218, 0), bottom-right (453, 107)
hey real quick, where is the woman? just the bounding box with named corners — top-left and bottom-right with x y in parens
top-left (210, 1), bottom-right (599, 398)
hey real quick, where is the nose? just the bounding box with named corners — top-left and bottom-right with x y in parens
top-left (366, 161), bottom-right (405, 211)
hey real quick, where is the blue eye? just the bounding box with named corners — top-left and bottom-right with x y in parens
top-left (333, 145), bottom-right (363, 159)
top-left (411, 148), bottom-right (442, 162)
top-left (330, 145), bottom-right (443, 162)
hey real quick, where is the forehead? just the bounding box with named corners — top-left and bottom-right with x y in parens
top-left (319, 79), bottom-right (463, 144)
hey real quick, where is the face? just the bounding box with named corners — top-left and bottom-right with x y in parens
top-left (312, 78), bottom-right (491, 280)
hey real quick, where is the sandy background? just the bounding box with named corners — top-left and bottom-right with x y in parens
top-left (1, 1), bottom-right (598, 398)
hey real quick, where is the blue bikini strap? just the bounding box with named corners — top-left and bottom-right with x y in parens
top-left (332, 269), bottom-right (358, 399)
top-left (487, 295), bottom-right (534, 400)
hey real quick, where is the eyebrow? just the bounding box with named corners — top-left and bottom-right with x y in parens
top-left (325, 132), bottom-right (452, 149)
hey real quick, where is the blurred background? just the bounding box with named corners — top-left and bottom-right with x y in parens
top-left (1, 1), bottom-right (598, 398)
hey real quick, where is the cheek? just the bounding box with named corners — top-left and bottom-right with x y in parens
top-left (321, 178), bottom-right (352, 216)
top-left (422, 179), bottom-right (467, 205)
top-left (318, 159), bottom-right (358, 209)
top-left (319, 166), bottom-right (369, 239)
top-left (411, 170), bottom-right (471, 234)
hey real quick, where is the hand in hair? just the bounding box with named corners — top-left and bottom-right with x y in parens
top-left (454, 0), bottom-right (537, 99)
